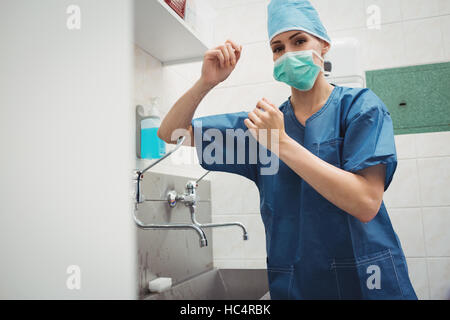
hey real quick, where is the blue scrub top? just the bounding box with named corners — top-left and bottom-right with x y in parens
top-left (191, 85), bottom-right (417, 300)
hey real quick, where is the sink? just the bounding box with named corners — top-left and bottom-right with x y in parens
top-left (144, 268), bottom-right (270, 300)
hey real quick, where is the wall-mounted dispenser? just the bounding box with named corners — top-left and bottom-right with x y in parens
top-left (325, 37), bottom-right (365, 88)
top-left (136, 97), bottom-right (166, 159)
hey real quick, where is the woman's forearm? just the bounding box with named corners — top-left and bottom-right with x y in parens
top-left (158, 77), bottom-right (214, 144)
top-left (158, 40), bottom-right (243, 145)
top-left (277, 134), bottom-right (382, 223)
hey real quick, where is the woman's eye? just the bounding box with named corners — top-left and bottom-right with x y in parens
top-left (295, 39), bottom-right (305, 45)
top-left (273, 47), bottom-right (283, 53)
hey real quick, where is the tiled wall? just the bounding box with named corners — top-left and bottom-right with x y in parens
top-left (386, 132), bottom-right (450, 300)
top-left (134, 45), bottom-right (205, 178)
top-left (135, 0), bottom-right (450, 299)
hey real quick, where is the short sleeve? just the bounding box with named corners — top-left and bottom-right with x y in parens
top-left (191, 112), bottom-right (259, 183)
top-left (342, 105), bottom-right (398, 191)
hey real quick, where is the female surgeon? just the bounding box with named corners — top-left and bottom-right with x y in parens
top-left (157, 0), bottom-right (418, 300)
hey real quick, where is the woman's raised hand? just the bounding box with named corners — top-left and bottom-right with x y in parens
top-left (200, 39), bottom-right (242, 89)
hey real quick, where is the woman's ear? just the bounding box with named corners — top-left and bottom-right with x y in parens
top-left (321, 40), bottom-right (331, 57)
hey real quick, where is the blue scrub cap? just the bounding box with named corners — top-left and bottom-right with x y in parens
top-left (268, 0), bottom-right (331, 45)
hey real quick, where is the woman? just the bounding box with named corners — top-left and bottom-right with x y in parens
top-left (158, 0), bottom-right (417, 300)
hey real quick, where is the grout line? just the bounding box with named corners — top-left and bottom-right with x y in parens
top-left (420, 205), bottom-right (450, 209)
top-left (400, 19), bottom-right (408, 72)
top-left (364, 59), bottom-right (450, 72)
top-left (416, 155), bottom-right (450, 160)
top-left (387, 205), bottom-right (449, 210)
top-left (398, 256), bottom-right (450, 259)
top-left (401, 14), bottom-right (450, 24)
top-left (399, 0), bottom-right (406, 22)
top-left (415, 145), bottom-right (432, 299)
top-left (439, 14), bottom-right (447, 59)
top-left (327, 14), bottom-right (450, 34)
top-left (399, 155), bottom-right (450, 161)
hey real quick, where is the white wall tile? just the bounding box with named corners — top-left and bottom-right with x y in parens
top-left (363, 0), bottom-right (403, 25)
top-left (440, 15), bottom-right (450, 61)
top-left (210, 172), bottom-right (260, 215)
top-left (148, 161), bottom-right (205, 180)
top-left (389, 208), bottom-right (426, 257)
top-left (197, 83), bottom-right (258, 116)
top-left (383, 159), bottom-right (421, 208)
top-left (438, 0), bottom-right (450, 15)
top-left (214, 2), bottom-right (268, 45)
top-left (312, 0), bottom-right (366, 32)
top-left (163, 61), bottom-right (203, 85)
top-left (197, 80), bottom-right (290, 117)
top-left (417, 157), bottom-right (450, 207)
top-left (160, 67), bottom-right (192, 115)
top-left (212, 215), bottom-right (248, 259)
top-left (415, 132), bottom-right (450, 158)
top-left (134, 45), bottom-right (163, 106)
top-left (244, 259), bottom-right (267, 269)
top-left (406, 258), bottom-right (430, 300)
top-left (328, 27), bottom-right (370, 71)
top-left (427, 258), bottom-right (450, 299)
top-left (422, 207), bottom-right (450, 257)
top-left (365, 22), bottom-right (406, 70)
top-left (403, 18), bottom-right (445, 66)
top-left (395, 133), bottom-right (417, 160)
top-left (401, 0), bottom-right (440, 21)
top-left (212, 173), bottom-right (244, 215)
top-left (243, 214), bottom-right (267, 259)
top-left (214, 259), bottom-right (246, 269)
top-left (216, 41), bottom-right (274, 88)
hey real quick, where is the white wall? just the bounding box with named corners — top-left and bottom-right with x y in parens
top-left (386, 132), bottom-right (450, 300)
top-left (0, 0), bottom-right (137, 299)
top-left (134, 45), bottom-right (208, 178)
top-left (139, 0), bottom-right (450, 299)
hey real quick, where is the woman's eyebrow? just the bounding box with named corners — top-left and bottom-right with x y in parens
top-left (270, 31), bottom-right (304, 46)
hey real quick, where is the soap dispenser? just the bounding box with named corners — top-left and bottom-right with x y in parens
top-left (136, 97), bottom-right (166, 160)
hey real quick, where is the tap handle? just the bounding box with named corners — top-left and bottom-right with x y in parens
top-left (195, 170), bottom-right (211, 184)
top-left (140, 135), bottom-right (186, 176)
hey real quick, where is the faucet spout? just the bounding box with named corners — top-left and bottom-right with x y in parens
top-left (188, 205), bottom-right (249, 241)
top-left (132, 135), bottom-right (214, 248)
top-left (133, 211), bottom-right (208, 247)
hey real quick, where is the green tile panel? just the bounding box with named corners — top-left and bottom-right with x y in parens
top-left (366, 62), bottom-right (450, 135)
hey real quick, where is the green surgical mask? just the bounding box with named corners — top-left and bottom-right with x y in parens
top-left (273, 49), bottom-right (324, 91)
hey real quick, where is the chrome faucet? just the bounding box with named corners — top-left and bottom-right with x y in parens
top-left (168, 173), bottom-right (249, 242)
top-left (133, 135), bottom-right (249, 247)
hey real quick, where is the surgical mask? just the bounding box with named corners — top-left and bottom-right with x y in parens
top-left (273, 49), bottom-right (324, 91)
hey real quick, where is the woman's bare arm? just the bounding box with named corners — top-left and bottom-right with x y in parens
top-left (157, 40), bottom-right (243, 147)
top-left (157, 78), bottom-right (214, 147)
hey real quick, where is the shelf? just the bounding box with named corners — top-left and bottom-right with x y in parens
top-left (134, 0), bottom-right (210, 65)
